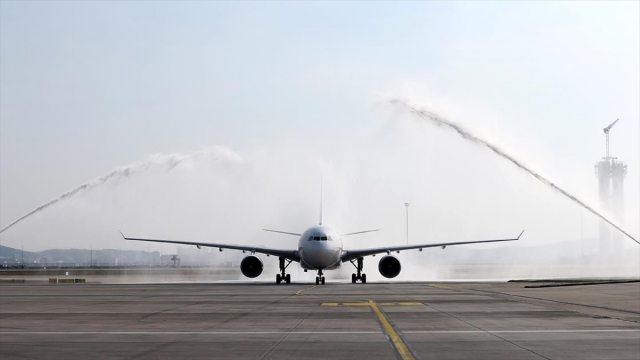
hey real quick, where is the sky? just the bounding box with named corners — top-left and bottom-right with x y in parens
top-left (0, 1), bottom-right (638, 258)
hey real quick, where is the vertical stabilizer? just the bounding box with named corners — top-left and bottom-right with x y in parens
top-left (319, 176), bottom-right (324, 225)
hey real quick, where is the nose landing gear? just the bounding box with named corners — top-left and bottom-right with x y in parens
top-left (350, 257), bottom-right (366, 284)
top-left (276, 257), bottom-right (292, 284)
top-left (315, 269), bottom-right (326, 285)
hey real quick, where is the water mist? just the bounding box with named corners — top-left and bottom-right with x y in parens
top-left (0, 146), bottom-right (242, 234)
top-left (390, 98), bottom-right (638, 245)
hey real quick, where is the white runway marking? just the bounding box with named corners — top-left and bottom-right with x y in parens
top-left (404, 330), bottom-right (640, 334)
top-left (0, 330), bottom-right (638, 335)
top-left (0, 331), bottom-right (380, 335)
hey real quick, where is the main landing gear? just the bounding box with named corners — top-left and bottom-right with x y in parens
top-left (315, 269), bottom-right (326, 285)
top-left (276, 257), bottom-right (292, 284)
top-left (350, 257), bottom-right (366, 284)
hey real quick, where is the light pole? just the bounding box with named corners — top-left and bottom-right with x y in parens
top-left (90, 245), bottom-right (93, 267)
top-left (404, 203), bottom-right (410, 245)
top-left (580, 210), bottom-right (583, 258)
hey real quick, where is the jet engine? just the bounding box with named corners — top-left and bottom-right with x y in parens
top-left (240, 255), bottom-right (263, 278)
top-left (378, 255), bottom-right (401, 278)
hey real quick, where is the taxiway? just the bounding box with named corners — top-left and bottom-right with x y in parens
top-left (0, 281), bottom-right (638, 359)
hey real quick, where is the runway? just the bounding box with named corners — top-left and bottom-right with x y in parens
top-left (1, 281), bottom-right (638, 359)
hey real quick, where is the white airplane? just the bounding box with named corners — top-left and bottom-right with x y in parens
top-left (121, 188), bottom-right (523, 285)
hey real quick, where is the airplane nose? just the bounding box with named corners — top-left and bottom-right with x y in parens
top-left (303, 241), bottom-right (339, 268)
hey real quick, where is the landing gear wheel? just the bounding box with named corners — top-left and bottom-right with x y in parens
top-left (316, 268), bottom-right (325, 285)
top-left (350, 257), bottom-right (366, 284)
top-left (278, 257), bottom-right (292, 285)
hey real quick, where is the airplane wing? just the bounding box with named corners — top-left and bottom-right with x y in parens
top-left (120, 231), bottom-right (301, 262)
top-left (341, 230), bottom-right (524, 262)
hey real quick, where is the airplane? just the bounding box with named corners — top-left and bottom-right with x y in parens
top-left (120, 186), bottom-right (524, 285)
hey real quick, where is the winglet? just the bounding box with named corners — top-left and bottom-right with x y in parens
top-left (119, 230), bottom-right (126, 239)
top-left (517, 230), bottom-right (525, 240)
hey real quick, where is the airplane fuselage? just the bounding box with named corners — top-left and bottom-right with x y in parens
top-left (298, 225), bottom-right (343, 270)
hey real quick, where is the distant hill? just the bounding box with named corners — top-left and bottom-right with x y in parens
top-left (0, 245), bottom-right (36, 259)
top-left (0, 244), bottom-right (161, 266)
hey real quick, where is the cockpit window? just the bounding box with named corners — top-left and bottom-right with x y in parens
top-left (314, 236), bottom-right (320, 241)
top-left (320, 236), bottom-right (328, 241)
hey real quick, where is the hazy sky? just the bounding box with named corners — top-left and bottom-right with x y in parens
top-left (1, 1), bottom-right (638, 253)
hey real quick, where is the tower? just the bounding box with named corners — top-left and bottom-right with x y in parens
top-left (594, 119), bottom-right (626, 252)
top-left (595, 159), bottom-right (612, 251)
top-left (611, 159), bottom-right (627, 246)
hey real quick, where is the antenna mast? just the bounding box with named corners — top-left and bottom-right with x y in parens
top-left (603, 118), bottom-right (619, 159)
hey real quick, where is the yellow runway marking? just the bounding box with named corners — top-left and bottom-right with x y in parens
top-left (380, 302), bottom-right (423, 306)
top-left (321, 302), bottom-right (339, 306)
top-left (295, 285), bottom-right (318, 295)
top-left (368, 299), bottom-right (416, 360)
top-left (322, 302), bottom-right (422, 307)
top-left (320, 300), bottom-right (419, 359)
top-left (429, 283), bottom-right (456, 290)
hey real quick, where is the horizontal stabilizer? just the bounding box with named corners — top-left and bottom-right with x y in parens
top-left (262, 229), bottom-right (302, 236)
top-left (342, 229), bottom-right (381, 236)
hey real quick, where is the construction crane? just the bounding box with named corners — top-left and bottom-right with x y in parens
top-left (603, 118), bottom-right (619, 159)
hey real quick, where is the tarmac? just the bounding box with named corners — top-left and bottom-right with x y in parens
top-left (0, 281), bottom-right (638, 359)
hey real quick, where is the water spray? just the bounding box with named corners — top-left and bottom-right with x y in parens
top-left (390, 98), bottom-right (639, 245)
top-left (0, 146), bottom-right (243, 234)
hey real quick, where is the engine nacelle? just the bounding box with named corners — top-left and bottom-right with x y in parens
top-left (240, 255), bottom-right (263, 278)
top-left (378, 255), bottom-right (401, 278)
